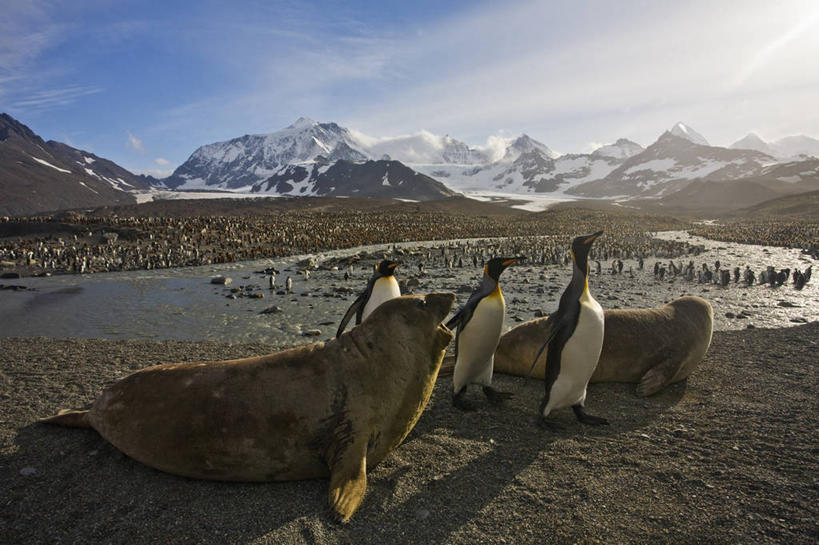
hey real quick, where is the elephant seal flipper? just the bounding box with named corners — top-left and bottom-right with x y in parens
top-left (328, 440), bottom-right (368, 523)
top-left (39, 408), bottom-right (91, 428)
top-left (637, 357), bottom-right (679, 397)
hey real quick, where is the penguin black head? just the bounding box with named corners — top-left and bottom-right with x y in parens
top-left (570, 231), bottom-right (603, 275)
top-left (484, 256), bottom-right (525, 282)
top-left (376, 260), bottom-right (400, 276)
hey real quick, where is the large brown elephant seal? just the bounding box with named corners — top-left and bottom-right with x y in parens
top-left (40, 292), bottom-right (456, 523)
top-left (494, 296), bottom-right (713, 397)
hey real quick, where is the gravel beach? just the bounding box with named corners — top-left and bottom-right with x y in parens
top-left (1, 322), bottom-right (816, 544)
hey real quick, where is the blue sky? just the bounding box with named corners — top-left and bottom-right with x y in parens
top-left (2, 0), bottom-right (817, 177)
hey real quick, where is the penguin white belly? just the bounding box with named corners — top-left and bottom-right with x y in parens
top-left (544, 293), bottom-right (604, 415)
top-left (453, 294), bottom-right (505, 391)
top-left (362, 276), bottom-right (401, 320)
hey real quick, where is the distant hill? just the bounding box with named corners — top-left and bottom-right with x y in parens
top-left (0, 113), bottom-right (152, 216)
top-left (731, 189), bottom-right (819, 219)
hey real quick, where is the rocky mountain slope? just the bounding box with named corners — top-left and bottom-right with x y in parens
top-left (0, 113), bottom-right (151, 216)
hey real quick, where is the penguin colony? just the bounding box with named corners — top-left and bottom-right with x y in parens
top-left (338, 231), bottom-right (612, 428)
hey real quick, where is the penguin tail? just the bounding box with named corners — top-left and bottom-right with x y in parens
top-left (39, 409), bottom-right (91, 428)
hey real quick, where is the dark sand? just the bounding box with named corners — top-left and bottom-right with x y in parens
top-left (1, 323), bottom-right (817, 544)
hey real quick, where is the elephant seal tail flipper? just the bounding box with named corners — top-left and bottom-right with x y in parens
top-left (39, 409), bottom-right (92, 428)
top-left (328, 441), bottom-right (368, 524)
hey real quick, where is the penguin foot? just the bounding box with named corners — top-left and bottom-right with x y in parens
top-left (452, 391), bottom-right (477, 412)
top-left (572, 405), bottom-right (609, 426)
top-left (482, 386), bottom-right (513, 405)
top-left (537, 418), bottom-right (564, 432)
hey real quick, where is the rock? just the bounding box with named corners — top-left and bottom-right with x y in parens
top-left (407, 278), bottom-right (421, 288)
top-left (249, 292), bottom-right (264, 299)
top-left (335, 286), bottom-right (354, 294)
top-left (211, 276), bottom-right (231, 285)
top-left (746, 324), bottom-right (755, 329)
top-left (19, 467), bottom-right (36, 476)
top-left (302, 329), bottom-right (322, 337)
top-left (415, 509), bottom-right (430, 521)
top-left (534, 309), bottom-right (547, 318)
top-left (260, 306), bottom-right (283, 314)
top-left (777, 301), bottom-right (799, 308)
top-left (457, 284), bottom-right (473, 293)
top-left (725, 312), bottom-right (735, 318)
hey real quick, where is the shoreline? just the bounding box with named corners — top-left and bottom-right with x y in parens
top-left (2, 322), bottom-right (816, 544)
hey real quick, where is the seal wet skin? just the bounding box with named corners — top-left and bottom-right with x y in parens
top-left (495, 296), bottom-right (713, 397)
top-left (40, 292), bottom-right (456, 523)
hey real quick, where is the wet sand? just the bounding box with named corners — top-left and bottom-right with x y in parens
top-left (1, 322), bottom-right (816, 544)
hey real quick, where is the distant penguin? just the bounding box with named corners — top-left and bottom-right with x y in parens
top-left (529, 231), bottom-right (608, 429)
top-left (336, 260), bottom-right (401, 338)
top-left (286, 276), bottom-right (292, 293)
top-left (447, 256), bottom-right (525, 410)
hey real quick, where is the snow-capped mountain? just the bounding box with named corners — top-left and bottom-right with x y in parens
top-left (162, 118), bottom-right (459, 200)
top-left (0, 113), bottom-right (151, 216)
top-left (410, 137), bottom-right (643, 195)
top-left (163, 117), bottom-right (365, 190)
top-left (729, 133), bottom-right (774, 156)
top-left (669, 122), bottom-right (709, 146)
top-left (569, 126), bottom-right (778, 198)
top-left (731, 133), bottom-right (819, 159)
top-left (357, 131), bottom-right (490, 165)
top-left (591, 138), bottom-right (645, 159)
top-left (159, 117), bottom-right (818, 210)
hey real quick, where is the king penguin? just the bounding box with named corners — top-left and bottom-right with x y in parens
top-left (336, 259), bottom-right (401, 338)
top-left (529, 231), bottom-right (607, 428)
top-left (447, 256), bottom-right (525, 410)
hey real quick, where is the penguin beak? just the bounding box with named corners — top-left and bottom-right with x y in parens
top-left (583, 231), bottom-right (603, 246)
top-left (501, 256), bottom-right (525, 268)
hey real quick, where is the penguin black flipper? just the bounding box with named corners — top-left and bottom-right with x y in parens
top-left (336, 292), bottom-right (367, 338)
top-left (445, 286), bottom-right (486, 359)
top-left (526, 310), bottom-right (562, 378)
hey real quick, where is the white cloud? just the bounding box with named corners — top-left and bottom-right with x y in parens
top-left (154, 157), bottom-right (170, 165)
top-left (127, 131), bottom-right (145, 153)
top-left (10, 85), bottom-right (103, 109)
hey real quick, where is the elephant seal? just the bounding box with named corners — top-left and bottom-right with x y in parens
top-left (40, 292), bottom-right (456, 523)
top-left (494, 296), bottom-right (713, 397)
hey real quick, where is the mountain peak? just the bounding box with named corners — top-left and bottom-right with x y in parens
top-left (288, 117), bottom-right (317, 129)
top-left (591, 138), bottom-right (644, 159)
top-left (0, 112), bottom-right (40, 142)
top-left (507, 134), bottom-right (558, 159)
top-left (730, 133), bottom-right (773, 155)
top-left (669, 122), bottom-right (709, 146)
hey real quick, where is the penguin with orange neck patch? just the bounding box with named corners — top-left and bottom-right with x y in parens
top-left (447, 256), bottom-right (524, 410)
top-left (529, 231), bottom-right (608, 429)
